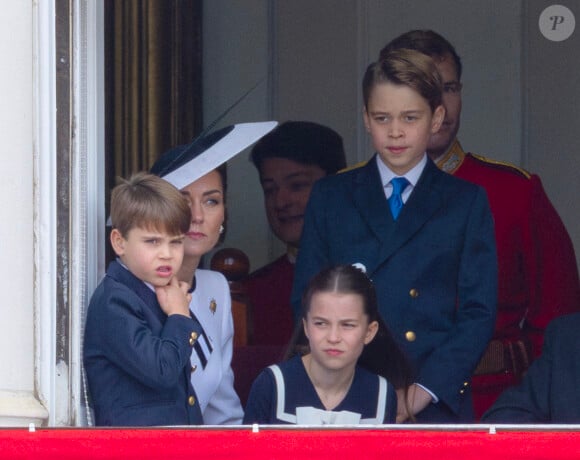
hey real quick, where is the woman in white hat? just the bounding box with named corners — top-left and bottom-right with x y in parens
top-left (151, 122), bottom-right (277, 424)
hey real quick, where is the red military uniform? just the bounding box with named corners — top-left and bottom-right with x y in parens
top-left (437, 140), bottom-right (580, 418)
top-left (244, 251), bottom-right (295, 346)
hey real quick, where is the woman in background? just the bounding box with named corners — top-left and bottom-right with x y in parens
top-left (151, 122), bottom-right (276, 424)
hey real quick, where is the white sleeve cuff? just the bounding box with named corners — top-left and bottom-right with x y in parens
top-left (415, 383), bottom-right (439, 403)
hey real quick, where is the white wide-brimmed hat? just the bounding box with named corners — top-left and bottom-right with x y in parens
top-left (150, 121), bottom-right (278, 189)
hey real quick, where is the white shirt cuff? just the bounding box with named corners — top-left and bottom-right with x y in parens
top-left (415, 383), bottom-right (439, 403)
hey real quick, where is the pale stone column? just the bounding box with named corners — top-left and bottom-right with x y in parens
top-left (0, 2), bottom-right (48, 426)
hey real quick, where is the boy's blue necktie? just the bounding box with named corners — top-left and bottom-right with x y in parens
top-left (388, 177), bottom-right (409, 220)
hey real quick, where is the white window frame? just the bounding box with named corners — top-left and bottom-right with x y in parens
top-left (34, 0), bottom-right (105, 426)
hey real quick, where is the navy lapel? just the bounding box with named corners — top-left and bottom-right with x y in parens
top-left (367, 158), bottom-right (445, 277)
top-left (106, 259), bottom-right (166, 324)
top-left (351, 156), bottom-right (394, 242)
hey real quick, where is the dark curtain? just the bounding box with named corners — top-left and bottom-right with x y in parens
top-left (104, 0), bottom-right (203, 200)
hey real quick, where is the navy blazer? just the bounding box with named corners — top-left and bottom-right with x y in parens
top-left (292, 156), bottom-right (497, 422)
top-left (84, 260), bottom-right (204, 426)
top-left (482, 313), bottom-right (580, 423)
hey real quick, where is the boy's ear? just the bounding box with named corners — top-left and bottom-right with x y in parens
top-left (110, 228), bottom-right (126, 256)
top-left (302, 318), bottom-right (309, 340)
top-left (364, 320), bottom-right (379, 345)
top-left (430, 105), bottom-right (446, 133)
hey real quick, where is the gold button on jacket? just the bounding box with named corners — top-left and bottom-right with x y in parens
top-left (188, 396), bottom-right (196, 406)
top-left (405, 331), bottom-right (416, 342)
top-left (188, 331), bottom-right (199, 346)
top-left (409, 288), bottom-right (419, 298)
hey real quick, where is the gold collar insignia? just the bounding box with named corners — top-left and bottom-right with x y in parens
top-left (435, 139), bottom-right (465, 174)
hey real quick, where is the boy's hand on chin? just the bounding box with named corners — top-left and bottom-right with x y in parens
top-left (156, 276), bottom-right (192, 317)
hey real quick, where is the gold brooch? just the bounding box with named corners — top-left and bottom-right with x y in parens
top-left (209, 299), bottom-right (217, 314)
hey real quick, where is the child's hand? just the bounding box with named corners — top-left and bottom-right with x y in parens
top-left (155, 276), bottom-right (192, 317)
top-left (396, 384), bottom-right (433, 423)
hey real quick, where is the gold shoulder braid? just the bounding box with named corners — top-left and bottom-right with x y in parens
top-left (469, 153), bottom-right (531, 179)
top-left (338, 160), bottom-right (367, 174)
top-left (437, 139), bottom-right (531, 179)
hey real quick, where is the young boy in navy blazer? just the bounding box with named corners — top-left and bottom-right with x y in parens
top-left (291, 50), bottom-right (497, 423)
top-left (84, 172), bottom-right (203, 426)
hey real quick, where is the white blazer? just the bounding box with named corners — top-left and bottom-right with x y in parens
top-left (189, 269), bottom-right (243, 424)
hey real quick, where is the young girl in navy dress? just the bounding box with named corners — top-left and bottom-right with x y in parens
top-left (243, 264), bottom-right (412, 425)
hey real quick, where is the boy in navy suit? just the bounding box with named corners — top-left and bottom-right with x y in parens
top-left (84, 172), bottom-right (203, 426)
top-left (291, 50), bottom-right (497, 422)
top-left (381, 30), bottom-right (580, 419)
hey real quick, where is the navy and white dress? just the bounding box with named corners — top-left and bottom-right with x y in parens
top-left (243, 355), bottom-right (397, 424)
top-left (189, 269), bottom-right (243, 424)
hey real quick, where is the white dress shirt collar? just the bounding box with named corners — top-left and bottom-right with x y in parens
top-left (376, 153), bottom-right (427, 188)
top-left (376, 154), bottom-right (427, 202)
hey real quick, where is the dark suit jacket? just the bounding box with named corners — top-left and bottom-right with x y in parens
top-left (292, 156), bottom-right (497, 422)
top-left (482, 313), bottom-right (580, 423)
top-left (84, 260), bottom-right (203, 426)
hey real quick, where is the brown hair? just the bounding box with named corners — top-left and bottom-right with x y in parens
top-left (300, 264), bottom-right (380, 323)
top-left (110, 172), bottom-right (191, 237)
top-left (379, 29), bottom-right (463, 81)
top-left (250, 121), bottom-right (347, 175)
top-left (363, 48), bottom-right (443, 113)
top-left (287, 265), bottom-right (414, 391)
